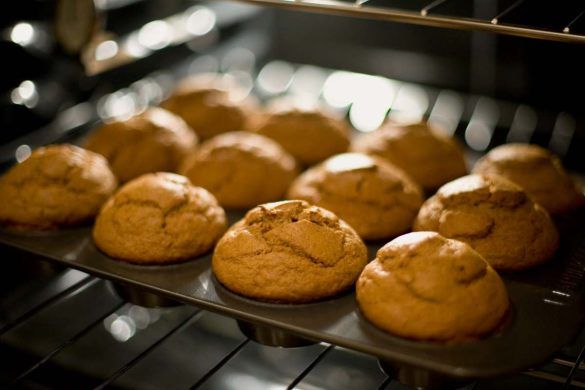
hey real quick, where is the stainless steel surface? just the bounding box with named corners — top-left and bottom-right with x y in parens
top-left (109, 281), bottom-right (181, 308)
top-left (1, 264), bottom-right (585, 388)
top-left (237, 320), bottom-right (316, 347)
top-left (226, 0), bottom-right (585, 43)
top-left (81, 2), bottom-right (261, 75)
top-left (379, 359), bottom-right (472, 389)
top-left (1, 206), bottom-right (585, 380)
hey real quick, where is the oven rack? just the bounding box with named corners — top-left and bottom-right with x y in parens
top-left (228, 0), bottom-right (585, 43)
top-left (1, 266), bottom-right (585, 389)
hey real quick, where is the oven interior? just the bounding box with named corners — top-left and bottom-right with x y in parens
top-left (1, 0), bottom-right (585, 388)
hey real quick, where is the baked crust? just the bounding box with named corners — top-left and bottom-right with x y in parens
top-left (254, 107), bottom-right (350, 166)
top-left (0, 144), bottom-right (117, 230)
top-left (356, 231), bottom-right (510, 342)
top-left (413, 174), bottom-right (559, 271)
top-left (212, 200), bottom-right (368, 302)
top-left (85, 107), bottom-right (197, 183)
top-left (288, 153), bottom-right (423, 240)
top-left (161, 74), bottom-right (256, 140)
top-left (351, 122), bottom-right (467, 190)
top-left (181, 131), bottom-right (298, 209)
top-left (93, 172), bottom-right (226, 264)
top-left (473, 143), bottom-right (584, 215)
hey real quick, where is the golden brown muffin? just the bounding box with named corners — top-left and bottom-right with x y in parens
top-left (93, 172), bottom-right (226, 264)
top-left (212, 200), bottom-right (368, 302)
top-left (287, 153), bottom-right (423, 240)
top-left (161, 74), bottom-right (256, 140)
top-left (473, 143), bottom-right (584, 215)
top-left (253, 107), bottom-right (350, 166)
top-left (0, 144), bottom-right (117, 230)
top-left (180, 131), bottom-right (298, 209)
top-left (356, 231), bottom-right (510, 342)
top-left (351, 122), bottom-right (467, 190)
top-left (85, 107), bottom-right (197, 183)
top-left (413, 174), bottom-right (559, 271)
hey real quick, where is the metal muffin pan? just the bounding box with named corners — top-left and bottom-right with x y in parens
top-left (1, 208), bottom-right (585, 380)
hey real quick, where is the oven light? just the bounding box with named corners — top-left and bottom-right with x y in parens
top-left (388, 84), bottom-right (429, 124)
top-left (10, 80), bottom-right (38, 109)
top-left (186, 7), bottom-right (216, 36)
top-left (464, 97), bottom-right (498, 151)
top-left (95, 40), bottom-right (119, 61)
top-left (289, 65), bottom-right (328, 101)
top-left (138, 20), bottom-right (171, 50)
top-left (10, 22), bottom-right (35, 46)
top-left (322, 71), bottom-right (359, 108)
top-left (349, 98), bottom-right (390, 133)
top-left (465, 121), bottom-right (492, 151)
top-left (110, 315), bottom-right (137, 342)
top-left (15, 145), bottom-right (32, 163)
top-left (323, 72), bottom-right (397, 113)
top-left (257, 61), bottom-right (295, 95)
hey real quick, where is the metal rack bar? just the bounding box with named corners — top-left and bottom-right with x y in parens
top-left (524, 370), bottom-right (585, 388)
top-left (93, 310), bottom-right (202, 390)
top-left (564, 9), bottom-right (585, 34)
top-left (420, 0), bottom-right (450, 17)
top-left (490, 0), bottom-right (525, 25)
top-left (554, 358), bottom-right (585, 371)
top-left (9, 301), bottom-right (127, 385)
top-left (189, 338), bottom-right (251, 389)
top-left (377, 375), bottom-right (393, 390)
top-left (228, 0), bottom-right (585, 43)
top-left (0, 276), bottom-right (95, 336)
top-left (287, 345), bottom-right (334, 389)
top-left (564, 342), bottom-right (585, 388)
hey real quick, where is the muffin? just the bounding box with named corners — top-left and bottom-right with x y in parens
top-left (287, 153), bottom-right (423, 240)
top-left (413, 174), bottom-right (559, 271)
top-left (93, 172), bottom-right (226, 264)
top-left (356, 231), bottom-right (510, 342)
top-left (180, 132), bottom-right (298, 209)
top-left (212, 200), bottom-right (368, 303)
top-left (0, 144), bottom-right (117, 230)
top-left (161, 74), bottom-right (255, 140)
top-left (473, 143), bottom-right (584, 215)
top-left (351, 122), bottom-right (467, 190)
top-left (254, 107), bottom-right (350, 166)
top-left (85, 107), bottom-right (197, 183)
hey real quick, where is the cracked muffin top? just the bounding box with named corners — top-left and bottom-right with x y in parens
top-left (161, 74), bottom-right (257, 140)
top-left (473, 143), bottom-right (584, 215)
top-left (287, 153), bottom-right (423, 240)
top-left (212, 200), bottom-right (368, 302)
top-left (93, 172), bottom-right (226, 264)
top-left (253, 107), bottom-right (350, 166)
top-left (356, 231), bottom-right (510, 342)
top-left (180, 131), bottom-right (298, 209)
top-left (350, 122), bottom-right (467, 191)
top-left (414, 174), bottom-right (559, 271)
top-left (85, 107), bottom-right (197, 183)
top-left (0, 144), bottom-right (117, 230)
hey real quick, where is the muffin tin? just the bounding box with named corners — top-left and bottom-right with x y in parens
top-left (1, 208), bottom-right (585, 383)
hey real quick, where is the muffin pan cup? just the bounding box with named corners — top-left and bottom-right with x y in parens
top-left (107, 281), bottom-right (181, 308)
top-left (237, 320), bottom-right (316, 347)
top-left (1, 208), bottom-right (585, 381)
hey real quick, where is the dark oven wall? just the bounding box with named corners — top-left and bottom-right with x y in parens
top-left (267, 8), bottom-right (585, 114)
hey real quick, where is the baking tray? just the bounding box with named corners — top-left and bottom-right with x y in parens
top-left (1, 207), bottom-right (585, 381)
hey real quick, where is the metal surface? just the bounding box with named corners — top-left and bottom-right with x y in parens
top-left (1, 264), bottom-right (585, 388)
top-left (109, 281), bottom-right (181, 308)
top-left (1, 207), bottom-right (585, 380)
top-left (227, 0), bottom-right (585, 43)
top-left (238, 320), bottom-right (316, 347)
